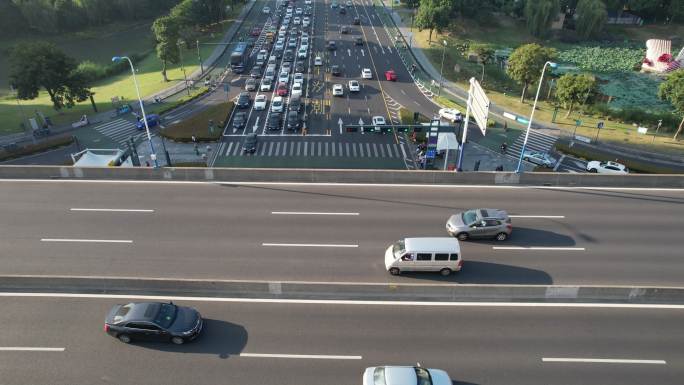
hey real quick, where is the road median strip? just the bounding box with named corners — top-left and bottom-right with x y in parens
top-left (1, 276), bottom-right (684, 305)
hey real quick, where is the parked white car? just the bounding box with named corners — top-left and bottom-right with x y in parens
top-left (271, 96), bottom-right (284, 112)
top-left (362, 68), bottom-right (373, 79)
top-left (438, 107), bottom-right (462, 122)
top-left (348, 80), bottom-right (360, 92)
top-left (363, 366), bottom-right (452, 385)
top-left (372, 115), bottom-right (386, 129)
top-left (292, 82), bottom-right (303, 96)
top-left (260, 78), bottom-right (273, 91)
top-left (586, 160), bottom-right (629, 174)
top-left (254, 94), bottom-right (267, 110)
top-left (293, 72), bottom-right (304, 84)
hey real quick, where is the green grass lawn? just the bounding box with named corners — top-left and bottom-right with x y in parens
top-left (400, 8), bottom-right (684, 154)
top-left (0, 5), bottom-right (245, 135)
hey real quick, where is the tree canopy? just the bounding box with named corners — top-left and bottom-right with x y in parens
top-left (506, 43), bottom-right (557, 102)
top-left (524, 0), bottom-right (560, 37)
top-left (575, 0), bottom-right (608, 39)
top-left (152, 16), bottom-right (181, 82)
top-left (555, 73), bottom-right (597, 117)
top-left (8, 42), bottom-right (92, 110)
top-left (658, 69), bottom-right (684, 139)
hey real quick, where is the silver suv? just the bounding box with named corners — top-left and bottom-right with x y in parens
top-left (446, 208), bottom-right (512, 241)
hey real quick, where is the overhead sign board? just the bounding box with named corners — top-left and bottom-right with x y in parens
top-left (469, 78), bottom-right (490, 136)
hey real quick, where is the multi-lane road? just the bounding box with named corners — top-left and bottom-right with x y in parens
top-left (1, 297), bottom-right (682, 385)
top-left (206, 0), bottom-right (435, 169)
top-left (1, 179), bottom-right (684, 384)
top-left (1, 180), bottom-right (683, 286)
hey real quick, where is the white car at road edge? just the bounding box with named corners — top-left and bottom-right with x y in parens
top-left (586, 160), bottom-right (629, 174)
top-left (348, 80), bottom-right (360, 92)
top-left (361, 68), bottom-right (373, 79)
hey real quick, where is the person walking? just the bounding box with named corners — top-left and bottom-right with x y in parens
top-left (500, 142), bottom-right (507, 154)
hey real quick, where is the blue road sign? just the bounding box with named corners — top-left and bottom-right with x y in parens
top-left (425, 149), bottom-right (436, 159)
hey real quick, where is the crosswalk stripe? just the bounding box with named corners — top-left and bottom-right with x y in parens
top-left (260, 142), bottom-right (267, 156)
top-left (296, 142), bottom-right (301, 156)
top-left (339, 142), bottom-right (343, 156)
top-left (359, 142), bottom-right (365, 157)
top-left (345, 143), bottom-right (350, 157)
top-left (352, 143), bottom-right (357, 157)
top-left (268, 142), bottom-right (274, 156)
top-left (373, 143), bottom-right (379, 158)
top-left (317, 142), bottom-right (322, 156)
top-left (325, 142), bottom-right (329, 156)
top-left (393, 144), bottom-right (401, 158)
top-left (275, 142), bottom-right (281, 156)
top-left (289, 141), bottom-right (295, 156)
top-left (332, 142), bottom-right (336, 156)
top-left (378, 143), bottom-right (385, 158)
top-left (400, 144), bottom-right (407, 160)
top-left (225, 142), bottom-right (233, 156)
top-left (303, 142), bottom-right (308, 156)
top-left (281, 142), bottom-right (287, 156)
top-left (233, 142), bottom-right (241, 155)
top-left (366, 143), bottom-right (372, 157)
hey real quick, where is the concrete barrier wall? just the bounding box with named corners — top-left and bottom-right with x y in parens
top-left (0, 166), bottom-right (683, 188)
top-left (0, 276), bottom-right (682, 304)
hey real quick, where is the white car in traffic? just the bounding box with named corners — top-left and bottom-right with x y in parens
top-left (372, 115), bottom-right (386, 129)
top-left (314, 56), bottom-right (323, 66)
top-left (262, 6), bottom-right (270, 14)
top-left (260, 78), bottom-right (273, 91)
top-left (363, 366), bottom-right (452, 385)
top-left (293, 72), bottom-right (304, 85)
top-left (271, 96), bottom-right (284, 112)
top-left (292, 82), bottom-right (303, 96)
top-left (348, 80), bottom-right (360, 92)
top-left (586, 160), bottom-right (629, 174)
top-left (438, 107), bottom-right (462, 122)
top-left (332, 84), bottom-right (344, 96)
top-left (361, 68), bottom-right (373, 79)
top-left (278, 73), bottom-right (289, 84)
top-left (253, 94), bottom-right (267, 110)
top-left (298, 47), bottom-right (308, 59)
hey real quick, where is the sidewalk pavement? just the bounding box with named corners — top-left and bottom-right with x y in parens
top-left (135, 135), bottom-right (210, 167)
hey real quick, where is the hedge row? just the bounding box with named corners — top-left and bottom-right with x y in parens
top-left (161, 101), bottom-right (234, 142)
top-left (0, 135), bottom-right (75, 162)
top-left (156, 86), bottom-right (211, 116)
top-left (554, 139), bottom-right (683, 174)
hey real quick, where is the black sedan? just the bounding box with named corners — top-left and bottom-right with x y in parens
top-left (267, 112), bottom-right (282, 130)
top-left (105, 302), bottom-right (202, 345)
top-left (287, 110), bottom-right (300, 131)
top-left (233, 111), bottom-right (247, 130)
top-left (236, 92), bottom-right (251, 108)
top-left (243, 133), bottom-right (258, 153)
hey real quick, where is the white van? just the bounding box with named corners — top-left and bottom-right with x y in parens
top-left (385, 237), bottom-right (462, 276)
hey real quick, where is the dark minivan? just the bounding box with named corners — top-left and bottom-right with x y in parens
top-left (105, 302), bottom-right (202, 345)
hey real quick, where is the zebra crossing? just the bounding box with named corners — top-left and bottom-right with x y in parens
top-left (219, 140), bottom-right (407, 159)
top-left (508, 130), bottom-right (557, 156)
top-left (93, 119), bottom-right (141, 147)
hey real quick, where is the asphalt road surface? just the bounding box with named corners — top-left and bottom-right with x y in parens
top-left (1, 180), bottom-right (683, 286)
top-left (0, 296), bottom-right (682, 385)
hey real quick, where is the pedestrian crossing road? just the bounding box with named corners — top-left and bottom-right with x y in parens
top-left (218, 139), bottom-right (409, 159)
top-left (93, 119), bottom-right (141, 147)
top-left (508, 129), bottom-right (557, 157)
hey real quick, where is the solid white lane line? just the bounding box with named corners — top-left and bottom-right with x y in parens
top-left (262, 243), bottom-right (358, 248)
top-left (493, 247), bottom-right (585, 251)
top-left (3, 180), bottom-right (684, 192)
top-left (70, 208), bottom-right (154, 213)
top-left (271, 211), bottom-right (359, 216)
top-left (41, 239), bottom-right (133, 244)
top-left (509, 215), bottom-right (565, 219)
top-left (543, 358), bottom-right (666, 365)
top-left (0, 347), bottom-right (65, 352)
top-left (240, 353), bottom-right (362, 360)
top-left (4, 292), bottom-right (684, 309)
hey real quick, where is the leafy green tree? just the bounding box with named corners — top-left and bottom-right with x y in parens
top-left (524, 0), bottom-right (560, 37)
top-left (152, 15), bottom-right (181, 82)
top-left (555, 73), bottom-right (597, 117)
top-left (670, 0), bottom-right (684, 23)
top-left (506, 43), bottom-right (557, 103)
top-left (0, 0), bottom-right (28, 36)
top-left (474, 46), bottom-right (495, 81)
top-left (415, 0), bottom-right (449, 43)
top-left (575, 0), bottom-right (608, 39)
top-left (405, 0), bottom-right (420, 8)
top-left (8, 42), bottom-right (92, 110)
top-left (658, 69), bottom-right (684, 140)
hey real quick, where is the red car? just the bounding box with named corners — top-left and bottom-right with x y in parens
top-left (276, 82), bottom-right (289, 96)
top-left (251, 27), bottom-right (261, 36)
top-left (384, 70), bottom-right (397, 81)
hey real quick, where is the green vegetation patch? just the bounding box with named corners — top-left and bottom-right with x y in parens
top-left (0, 134), bottom-right (74, 161)
top-left (596, 72), bottom-right (670, 112)
top-left (161, 101), bottom-right (233, 142)
top-left (558, 46), bottom-right (644, 73)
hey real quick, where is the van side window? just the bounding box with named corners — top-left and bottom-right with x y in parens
top-left (416, 253), bottom-right (432, 261)
top-left (401, 254), bottom-right (414, 261)
top-left (434, 253), bottom-right (449, 261)
top-left (449, 253), bottom-right (459, 261)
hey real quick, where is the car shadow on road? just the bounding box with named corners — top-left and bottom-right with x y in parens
top-left (395, 261), bottom-right (553, 285)
top-left (478, 227), bottom-right (577, 247)
top-left (453, 381), bottom-right (479, 385)
top-left (133, 319), bottom-right (248, 358)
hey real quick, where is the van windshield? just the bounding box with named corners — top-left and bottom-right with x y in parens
top-left (392, 240), bottom-right (405, 259)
